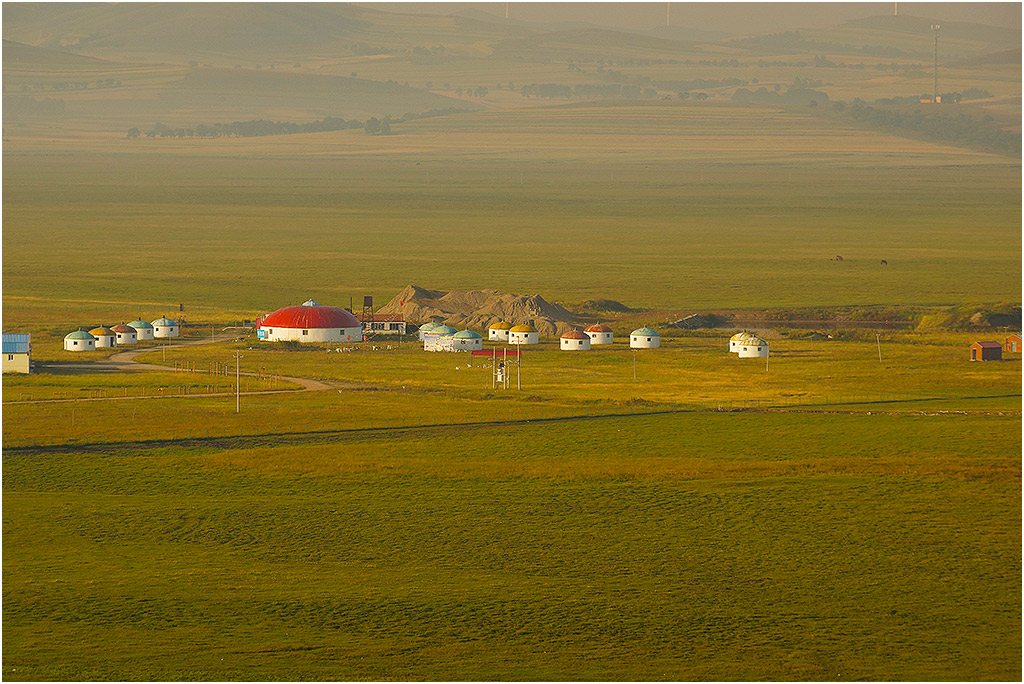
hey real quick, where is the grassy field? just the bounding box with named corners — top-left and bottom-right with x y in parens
top-left (3, 330), bottom-right (1019, 448)
top-left (3, 102), bottom-right (1019, 327)
top-left (3, 410), bottom-right (1019, 680)
top-left (3, 6), bottom-right (1019, 680)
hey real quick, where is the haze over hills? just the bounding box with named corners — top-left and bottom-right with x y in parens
top-left (2, 2), bottom-right (1019, 154)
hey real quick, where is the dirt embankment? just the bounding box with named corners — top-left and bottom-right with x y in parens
top-left (377, 285), bottom-right (583, 336)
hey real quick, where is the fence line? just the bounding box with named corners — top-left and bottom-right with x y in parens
top-left (3, 388), bottom-right (1020, 451)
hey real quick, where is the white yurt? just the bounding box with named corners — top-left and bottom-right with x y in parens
top-left (732, 332), bottom-right (769, 358)
top-left (488, 321), bottom-right (512, 342)
top-left (508, 324), bottom-right (539, 345)
top-left (128, 319), bottom-right (155, 341)
top-left (89, 326), bottom-right (117, 348)
top-left (629, 327), bottom-right (660, 349)
top-left (64, 329), bottom-right (97, 351)
top-left (418, 321), bottom-right (440, 341)
top-left (258, 302), bottom-right (362, 343)
top-left (584, 323), bottom-right (614, 344)
top-left (560, 330), bottom-right (591, 351)
top-left (423, 324), bottom-right (458, 351)
top-left (453, 329), bottom-right (484, 351)
top-left (152, 316), bottom-right (180, 338)
top-left (111, 323), bottom-right (138, 345)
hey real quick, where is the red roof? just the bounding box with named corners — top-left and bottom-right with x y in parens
top-left (584, 324), bottom-right (613, 333)
top-left (111, 324), bottom-right (136, 333)
top-left (260, 305), bottom-right (359, 329)
top-left (561, 330), bottom-right (590, 339)
top-left (973, 341), bottom-right (1002, 348)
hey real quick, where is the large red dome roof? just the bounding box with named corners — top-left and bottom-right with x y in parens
top-left (584, 324), bottom-right (613, 333)
top-left (261, 305), bottom-right (359, 329)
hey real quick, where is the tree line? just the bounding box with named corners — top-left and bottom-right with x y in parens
top-left (126, 107), bottom-right (471, 140)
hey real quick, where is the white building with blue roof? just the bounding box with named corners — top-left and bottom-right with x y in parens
top-left (2, 334), bottom-right (31, 373)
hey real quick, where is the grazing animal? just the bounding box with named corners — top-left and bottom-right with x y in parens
top-left (881, 259), bottom-right (888, 265)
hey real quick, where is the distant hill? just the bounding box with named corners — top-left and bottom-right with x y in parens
top-left (0, 2), bottom-right (527, 62)
top-left (491, 27), bottom-right (700, 61)
top-left (842, 14), bottom-right (1021, 47)
top-left (154, 67), bottom-right (479, 120)
top-left (2, 38), bottom-right (110, 67)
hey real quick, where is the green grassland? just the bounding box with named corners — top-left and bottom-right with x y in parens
top-left (3, 102), bottom-right (1019, 325)
top-left (3, 5), bottom-right (1020, 681)
top-left (4, 331), bottom-right (1019, 448)
top-left (4, 410), bottom-right (1020, 680)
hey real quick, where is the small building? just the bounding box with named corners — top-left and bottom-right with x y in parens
top-left (970, 341), bottom-right (1002, 362)
top-left (152, 316), bottom-right (180, 338)
top-left (258, 303), bottom-right (362, 343)
top-left (1005, 334), bottom-right (1022, 353)
top-left (357, 313), bottom-right (407, 336)
top-left (453, 329), bottom-right (484, 351)
top-left (418, 321), bottom-right (440, 341)
top-left (731, 331), bottom-right (768, 358)
top-left (560, 330), bottom-right (591, 351)
top-left (508, 324), bottom-right (539, 345)
top-left (584, 324), bottom-right (613, 345)
top-left (488, 321), bottom-right (512, 342)
top-left (423, 325), bottom-right (458, 352)
top-left (729, 331), bottom-right (763, 353)
top-left (128, 319), bottom-right (155, 341)
top-left (89, 326), bottom-right (118, 348)
top-left (630, 327), bottom-right (660, 349)
top-left (64, 329), bottom-right (97, 351)
top-left (111, 323), bottom-right (138, 345)
top-left (2, 334), bottom-right (31, 374)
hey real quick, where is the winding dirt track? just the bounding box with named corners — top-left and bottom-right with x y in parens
top-left (21, 334), bottom-right (337, 404)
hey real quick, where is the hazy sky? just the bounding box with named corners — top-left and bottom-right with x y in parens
top-left (363, 2), bottom-right (1021, 34)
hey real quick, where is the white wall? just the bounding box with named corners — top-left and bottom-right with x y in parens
top-left (509, 331), bottom-right (539, 345)
top-left (630, 335), bottom-right (660, 349)
top-left (259, 326), bottom-right (363, 343)
top-left (561, 337), bottom-right (591, 351)
top-left (587, 331), bottom-right (613, 344)
top-left (64, 339), bottom-right (96, 351)
top-left (3, 353), bottom-right (30, 373)
top-left (153, 325), bottom-right (180, 338)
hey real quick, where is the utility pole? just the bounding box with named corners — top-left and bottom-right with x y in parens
top-left (931, 25), bottom-right (940, 103)
top-left (877, 333), bottom-right (883, 363)
top-left (666, 2), bottom-right (670, 26)
top-left (234, 350), bottom-right (242, 413)
top-left (633, 349), bottom-right (637, 380)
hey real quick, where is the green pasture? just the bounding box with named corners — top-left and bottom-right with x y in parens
top-left (3, 331), bottom-right (1018, 447)
top-left (2, 102), bottom-right (1020, 326)
top-left (4, 410), bottom-right (1020, 680)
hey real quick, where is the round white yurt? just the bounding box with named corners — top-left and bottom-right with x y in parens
top-left (629, 327), bottom-right (660, 349)
top-left (258, 302), bottom-right (362, 343)
top-left (418, 321), bottom-right (440, 341)
top-left (584, 323), bottom-right (614, 345)
top-left (733, 332), bottom-right (769, 358)
top-left (64, 329), bottom-right (97, 351)
top-left (89, 326), bottom-right (117, 348)
top-left (111, 323), bottom-right (138, 345)
top-left (560, 330), bottom-right (591, 351)
top-left (128, 319), bottom-right (155, 341)
top-left (152, 316), bottom-right (180, 338)
top-left (453, 329), bottom-right (484, 351)
top-left (488, 321), bottom-right (512, 342)
top-left (508, 324), bottom-right (539, 345)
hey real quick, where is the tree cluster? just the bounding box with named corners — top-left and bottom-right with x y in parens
top-left (126, 107), bottom-right (473, 140)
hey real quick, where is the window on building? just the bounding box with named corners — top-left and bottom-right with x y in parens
top-left (302, 330), bottom-right (308, 335)
top-left (73, 341), bottom-right (78, 346)
top-left (8, 354), bottom-right (13, 360)
top-left (647, 338), bottom-right (652, 342)
top-left (743, 347), bottom-right (747, 351)
top-left (757, 347), bottom-right (762, 351)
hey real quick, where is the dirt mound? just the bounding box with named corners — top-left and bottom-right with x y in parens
top-left (378, 285), bottom-right (580, 336)
top-left (579, 298), bottom-right (636, 313)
